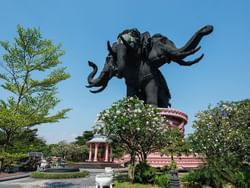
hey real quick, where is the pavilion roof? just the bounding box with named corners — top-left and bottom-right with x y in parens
top-left (87, 134), bottom-right (111, 144)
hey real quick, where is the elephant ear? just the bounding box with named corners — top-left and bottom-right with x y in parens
top-left (147, 34), bottom-right (176, 67)
top-left (151, 34), bottom-right (177, 49)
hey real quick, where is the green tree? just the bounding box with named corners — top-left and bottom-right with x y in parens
top-left (7, 128), bottom-right (49, 154)
top-left (161, 128), bottom-right (189, 167)
top-left (0, 25), bottom-right (70, 152)
top-left (50, 141), bottom-right (87, 162)
top-left (74, 130), bottom-right (94, 145)
top-left (96, 97), bottom-right (172, 182)
top-left (188, 99), bottom-right (250, 187)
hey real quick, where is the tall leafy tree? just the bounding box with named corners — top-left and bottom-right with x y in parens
top-left (0, 25), bottom-right (70, 152)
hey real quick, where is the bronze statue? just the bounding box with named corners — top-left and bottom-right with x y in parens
top-left (87, 25), bottom-right (213, 107)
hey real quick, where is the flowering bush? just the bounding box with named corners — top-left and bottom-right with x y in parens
top-left (188, 99), bottom-right (250, 187)
top-left (190, 99), bottom-right (250, 165)
top-left (96, 97), bottom-right (170, 163)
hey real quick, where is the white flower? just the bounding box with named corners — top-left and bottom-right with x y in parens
top-left (136, 127), bottom-right (140, 131)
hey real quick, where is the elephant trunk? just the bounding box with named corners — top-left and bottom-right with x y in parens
top-left (177, 25), bottom-right (213, 53)
top-left (163, 25), bottom-right (213, 64)
top-left (86, 61), bottom-right (110, 92)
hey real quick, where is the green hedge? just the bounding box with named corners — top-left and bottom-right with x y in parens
top-left (30, 171), bottom-right (89, 179)
top-left (114, 181), bottom-right (158, 188)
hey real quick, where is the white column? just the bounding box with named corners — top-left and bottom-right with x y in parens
top-left (94, 143), bottom-right (98, 162)
top-left (105, 143), bottom-right (109, 162)
top-left (88, 144), bottom-right (92, 161)
top-left (109, 147), bottom-right (112, 162)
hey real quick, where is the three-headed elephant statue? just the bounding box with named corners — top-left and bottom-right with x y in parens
top-left (87, 25), bottom-right (213, 108)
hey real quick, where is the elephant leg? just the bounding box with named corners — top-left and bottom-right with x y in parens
top-left (158, 88), bottom-right (171, 108)
top-left (126, 84), bottom-right (147, 102)
top-left (126, 85), bottom-right (138, 97)
top-left (144, 79), bottom-right (158, 106)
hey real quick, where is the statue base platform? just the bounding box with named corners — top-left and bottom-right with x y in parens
top-left (159, 107), bottom-right (188, 134)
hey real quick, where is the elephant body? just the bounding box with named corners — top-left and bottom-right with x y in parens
top-left (87, 25), bottom-right (213, 107)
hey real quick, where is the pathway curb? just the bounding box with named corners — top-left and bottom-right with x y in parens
top-left (0, 173), bottom-right (30, 182)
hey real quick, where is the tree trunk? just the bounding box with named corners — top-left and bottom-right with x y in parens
top-left (0, 159), bottom-right (3, 172)
top-left (128, 153), bottom-right (136, 183)
top-left (171, 153), bottom-right (174, 161)
top-left (142, 152), bottom-right (147, 163)
top-left (3, 130), bottom-right (13, 152)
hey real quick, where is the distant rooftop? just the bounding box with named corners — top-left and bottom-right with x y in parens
top-left (28, 152), bottom-right (43, 157)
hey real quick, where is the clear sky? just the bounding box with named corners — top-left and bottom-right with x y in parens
top-left (0, 0), bottom-right (249, 144)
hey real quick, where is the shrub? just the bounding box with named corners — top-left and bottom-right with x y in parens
top-left (234, 171), bottom-right (250, 188)
top-left (154, 173), bottom-right (170, 188)
top-left (115, 174), bottom-right (130, 183)
top-left (181, 166), bottom-right (235, 188)
top-left (30, 171), bottom-right (89, 179)
top-left (134, 162), bottom-right (156, 184)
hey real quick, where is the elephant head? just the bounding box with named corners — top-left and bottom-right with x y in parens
top-left (86, 42), bottom-right (122, 93)
top-left (148, 25), bottom-right (214, 67)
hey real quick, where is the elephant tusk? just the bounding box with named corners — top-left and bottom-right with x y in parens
top-left (86, 84), bottom-right (93, 88)
top-left (90, 83), bottom-right (108, 93)
top-left (107, 41), bottom-right (116, 57)
top-left (172, 46), bottom-right (201, 60)
top-left (175, 54), bottom-right (204, 66)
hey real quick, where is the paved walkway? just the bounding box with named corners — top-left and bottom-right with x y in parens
top-left (0, 174), bottom-right (96, 188)
top-left (0, 168), bottom-right (126, 188)
top-left (0, 170), bottom-right (103, 188)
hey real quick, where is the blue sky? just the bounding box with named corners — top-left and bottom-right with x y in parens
top-left (0, 0), bottom-right (249, 144)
